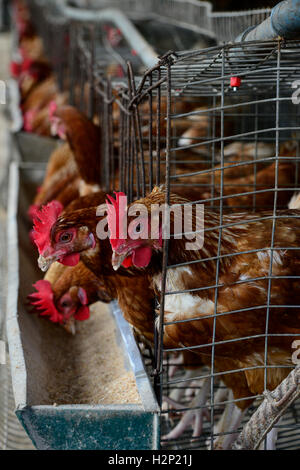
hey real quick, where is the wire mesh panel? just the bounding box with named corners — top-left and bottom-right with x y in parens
top-left (211, 8), bottom-right (271, 43)
top-left (122, 39), bottom-right (300, 449)
top-left (25, 0), bottom-right (155, 96)
top-left (63, 0), bottom-right (272, 43)
top-left (25, 0), bottom-right (71, 90)
top-left (71, 14), bottom-right (215, 193)
top-left (71, 20), bottom-right (145, 192)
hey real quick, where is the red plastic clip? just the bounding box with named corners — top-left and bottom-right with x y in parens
top-left (230, 76), bottom-right (241, 91)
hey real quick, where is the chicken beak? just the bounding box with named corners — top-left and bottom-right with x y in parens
top-left (38, 255), bottom-right (53, 272)
top-left (112, 251), bottom-right (128, 271)
top-left (63, 317), bottom-right (76, 335)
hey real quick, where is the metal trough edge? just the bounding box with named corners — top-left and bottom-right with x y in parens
top-left (6, 161), bottom-right (27, 407)
top-left (110, 300), bottom-right (160, 414)
top-left (6, 161), bottom-right (160, 449)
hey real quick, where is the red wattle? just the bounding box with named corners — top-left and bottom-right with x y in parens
top-left (60, 253), bottom-right (80, 266)
top-left (75, 305), bottom-right (90, 321)
top-left (122, 255), bottom-right (133, 268)
top-left (28, 204), bottom-right (39, 221)
top-left (132, 246), bottom-right (152, 268)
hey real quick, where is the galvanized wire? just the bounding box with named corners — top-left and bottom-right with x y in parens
top-left (122, 38), bottom-right (300, 449)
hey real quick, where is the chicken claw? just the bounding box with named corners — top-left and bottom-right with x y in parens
top-left (208, 392), bottom-right (245, 450)
top-left (162, 377), bottom-right (210, 441)
top-left (168, 368), bottom-right (204, 404)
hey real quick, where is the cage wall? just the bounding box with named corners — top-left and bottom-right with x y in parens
top-left (123, 40), bottom-right (300, 449)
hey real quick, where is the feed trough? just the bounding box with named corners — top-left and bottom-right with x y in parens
top-left (8, 79), bottom-right (61, 164)
top-left (6, 162), bottom-right (160, 450)
top-left (11, 131), bottom-right (61, 164)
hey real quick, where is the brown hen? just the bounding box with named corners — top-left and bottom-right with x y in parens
top-left (106, 186), bottom-right (300, 446)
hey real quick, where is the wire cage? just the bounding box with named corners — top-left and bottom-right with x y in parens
top-left (150, 1), bottom-right (271, 43)
top-left (68, 5), bottom-right (217, 193)
top-left (69, 22), bottom-right (150, 194)
top-left (11, 0), bottom-right (300, 451)
top-left (24, 0), bottom-right (71, 91)
top-left (211, 8), bottom-right (271, 43)
top-left (24, 0), bottom-right (154, 99)
top-left (118, 39), bottom-right (300, 449)
top-left (62, 0), bottom-right (272, 43)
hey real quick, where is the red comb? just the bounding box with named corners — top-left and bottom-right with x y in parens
top-left (49, 100), bottom-right (57, 120)
top-left (28, 204), bottom-right (39, 221)
top-left (32, 200), bottom-right (63, 255)
top-left (28, 280), bottom-right (63, 323)
top-left (106, 192), bottom-right (127, 250)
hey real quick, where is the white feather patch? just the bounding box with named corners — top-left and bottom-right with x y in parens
top-left (257, 250), bottom-right (284, 266)
top-left (154, 266), bottom-right (215, 324)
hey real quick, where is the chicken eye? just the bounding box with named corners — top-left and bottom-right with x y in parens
top-left (59, 232), bottom-right (73, 243)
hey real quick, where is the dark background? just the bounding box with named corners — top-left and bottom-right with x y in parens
top-left (210, 0), bottom-right (278, 10)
